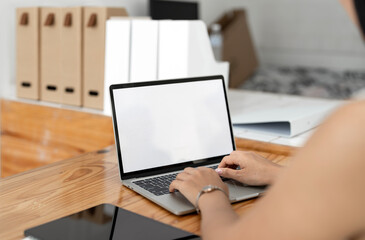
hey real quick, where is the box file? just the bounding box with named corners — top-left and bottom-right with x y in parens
top-left (60, 7), bottom-right (83, 106)
top-left (158, 21), bottom-right (189, 80)
top-left (40, 7), bottom-right (62, 103)
top-left (104, 19), bottom-right (229, 115)
top-left (104, 18), bottom-right (131, 116)
top-left (158, 20), bottom-right (229, 86)
top-left (129, 20), bottom-right (158, 82)
top-left (83, 7), bottom-right (127, 110)
top-left (16, 7), bottom-right (40, 100)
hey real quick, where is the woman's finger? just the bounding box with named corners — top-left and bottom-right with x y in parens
top-left (217, 167), bottom-right (243, 182)
top-left (169, 179), bottom-right (183, 192)
top-left (219, 155), bottom-right (241, 168)
top-left (175, 172), bottom-right (190, 181)
top-left (183, 167), bottom-right (196, 174)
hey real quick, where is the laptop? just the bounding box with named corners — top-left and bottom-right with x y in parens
top-left (110, 75), bottom-right (265, 215)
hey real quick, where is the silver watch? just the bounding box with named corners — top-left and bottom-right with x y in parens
top-left (195, 185), bottom-right (228, 214)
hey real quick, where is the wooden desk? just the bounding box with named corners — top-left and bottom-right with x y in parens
top-left (0, 140), bottom-right (294, 240)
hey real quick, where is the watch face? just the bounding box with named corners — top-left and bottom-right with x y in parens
top-left (203, 185), bottom-right (214, 192)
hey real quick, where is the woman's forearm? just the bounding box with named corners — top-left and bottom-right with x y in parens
top-left (199, 191), bottom-right (240, 240)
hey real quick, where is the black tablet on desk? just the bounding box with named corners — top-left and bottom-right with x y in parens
top-left (24, 204), bottom-right (199, 240)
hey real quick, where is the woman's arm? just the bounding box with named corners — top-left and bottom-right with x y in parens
top-left (169, 167), bottom-right (240, 239)
top-left (222, 100), bottom-right (365, 240)
top-left (171, 100), bottom-right (365, 240)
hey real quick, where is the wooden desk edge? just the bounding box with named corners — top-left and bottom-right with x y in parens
top-left (235, 137), bottom-right (296, 156)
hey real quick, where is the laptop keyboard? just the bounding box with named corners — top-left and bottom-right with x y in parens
top-left (133, 165), bottom-right (229, 196)
top-left (133, 173), bottom-right (178, 196)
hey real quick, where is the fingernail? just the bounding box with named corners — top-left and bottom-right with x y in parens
top-left (216, 168), bottom-right (223, 175)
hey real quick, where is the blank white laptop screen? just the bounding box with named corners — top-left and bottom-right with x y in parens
top-left (113, 79), bottom-right (234, 173)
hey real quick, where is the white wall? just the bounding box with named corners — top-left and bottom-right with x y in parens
top-left (1, 0), bottom-right (365, 97)
top-left (200, 0), bottom-right (365, 70)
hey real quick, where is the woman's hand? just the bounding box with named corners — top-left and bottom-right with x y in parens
top-left (169, 167), bottom-right (229, 206)
top-left (216, 151), bottom-right (282, 186)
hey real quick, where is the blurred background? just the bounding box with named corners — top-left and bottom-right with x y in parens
top-left (1, 0), bottom-right (365, 178)
top-left (1, 0), bottom-right (365, 99)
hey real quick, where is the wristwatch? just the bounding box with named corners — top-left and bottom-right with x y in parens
top-left (195, 185), bottom-right (228, 214)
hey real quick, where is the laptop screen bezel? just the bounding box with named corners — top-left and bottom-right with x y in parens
top-left (110, 75), bottom-right (236, 180)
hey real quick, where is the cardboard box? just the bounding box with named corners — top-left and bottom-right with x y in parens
top-left (60, 7), bottom-right (83, 106)
top-left (16, 7), bottom-right (40, 100)
top-left (212, 9), bottom-right (258, 88)
top-left (40, 7), bottom-right (62, 103)
top-left (83, 7), bottom-right (128, 110)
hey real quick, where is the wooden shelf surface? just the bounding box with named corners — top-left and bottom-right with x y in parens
top-left (1, 99), bottom-right (115, 177)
